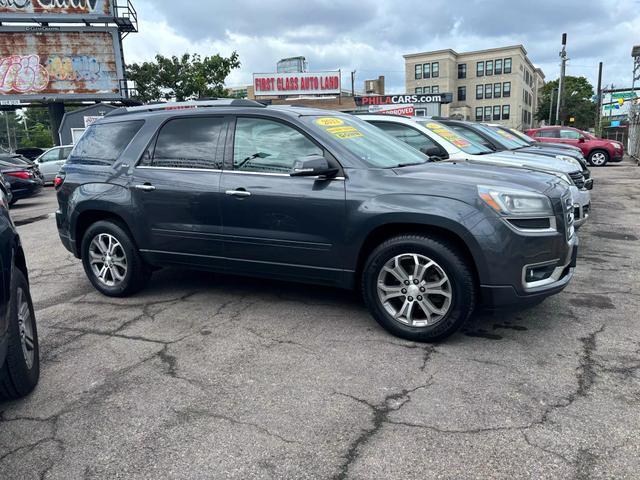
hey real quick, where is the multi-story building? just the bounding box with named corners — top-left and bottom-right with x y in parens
top-left (404, 45), bottom-right (544, 129)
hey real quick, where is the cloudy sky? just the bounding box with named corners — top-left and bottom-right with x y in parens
top-left (126, 0), bottom-right (639, 93)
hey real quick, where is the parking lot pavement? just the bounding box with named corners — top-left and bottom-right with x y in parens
top-left (1, 162), bottom-right (639, 480)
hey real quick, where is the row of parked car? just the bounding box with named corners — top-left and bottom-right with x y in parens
top-left (0, 98), bottom-right (618, 401)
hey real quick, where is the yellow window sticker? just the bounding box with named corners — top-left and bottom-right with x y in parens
top-left (327, 126), bottom-right (364, 139)
top-left (315, 117), bottom-right (344, 127)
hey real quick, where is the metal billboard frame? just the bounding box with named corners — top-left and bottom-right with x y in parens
top-left (0, 0), bottom-right (115, 23)
top-left (0, 25), bottom-right (126, 102)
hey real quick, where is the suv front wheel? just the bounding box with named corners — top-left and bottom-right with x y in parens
top-left (81, 221), bottom-right (151, 297)
top-left (588, 150), bottom-right (609, 167)
top-left (362, 235), bottom-right (476, 342)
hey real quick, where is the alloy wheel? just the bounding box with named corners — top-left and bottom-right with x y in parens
top-left (17, 287), bottom-right (35, 369)
top-left (89, 233), bottom-right (128, 287)
top-left (591, 152), bottom-right (607, 166)
top-left (376, 253), bottom-right (452, 327)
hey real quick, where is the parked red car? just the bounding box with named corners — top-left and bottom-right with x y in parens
top-left (526, 126), bottom-right (624, 166)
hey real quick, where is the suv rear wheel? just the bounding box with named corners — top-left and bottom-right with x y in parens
top-left (362, 235), bottom-right (476, 342)
top-left (588, 150), bottom-right (609, 167)
top-left (0, 267), bottom-right (39, 400)
top-left (81, 221), bottom-right (151, 297)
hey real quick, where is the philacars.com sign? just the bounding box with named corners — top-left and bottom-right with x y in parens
top-left (355, 94), bottom-right (453, 105)
top-left (253, 72), bottom-right (341, 96)
top-left (0, 0), bottom-right (113, 21)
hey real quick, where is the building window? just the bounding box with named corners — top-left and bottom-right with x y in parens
top-left (475, 107), bottom-right (483, 121)
top-left (477, 61), bottom-right (484, 77)
top-left (458, 63), bottom-right (467, 79)
top-left (485, 84), bottom-right (492, 99)
top-left (504, 58), bottom-right (512, 74)
top-left (493, 105), bottom-right (501, 121)
top-left (415, 64), bottom-right (422, 80)
top-left (503, 82), bottom-right (511, 97)
top-left (502, 105), bottom-right (510, 120)
top-left (432, 85), bottom-right (439, 94)
top-left (494, 83), bottom-right (501, 98)
top-left (495, 59), bottom-right (502, 75)
top-left (486, 60), bottom-right (493, 76)
top-left (476, 85), bottom-right (483, 99)
top-left (484, 106), bottom-right (492, 122)
top-left (432, 62), bottom-right (439, 78)
top-left (423, 86), bottom-right (431, 94)
top-left (415, 87), bottom-right (422, 94)
top-left (423, 63), bottom-right (431, 79)
top-left (458, 86), bottom-right (466, 101)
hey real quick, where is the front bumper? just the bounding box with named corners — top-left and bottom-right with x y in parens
top-left (480, 234), bottom-right (578, 308)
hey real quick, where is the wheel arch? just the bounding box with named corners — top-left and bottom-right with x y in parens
top-left (73, 209), bottom-right (136, 258)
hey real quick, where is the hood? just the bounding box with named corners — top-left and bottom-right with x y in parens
top-left (471, 150), bottom-right (580, 174)
top-left (392, 160), bottom-right (566, 197)
top-left (534, 141), bottom-right (582, 153)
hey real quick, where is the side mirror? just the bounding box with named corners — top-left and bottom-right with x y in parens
top-left (578, 137), bottom-right (586, 143)
top-left (420, 146), bottom-right (449, 160)
top-left (290, 155), bottom-right (339, 178)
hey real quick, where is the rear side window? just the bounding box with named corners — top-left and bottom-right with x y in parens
top-left (71, 120), bottom-right (144, 165)
top-left (142, 117), bottom-right (227, 169)
top-left (535, 129), bottom-right (560, 138)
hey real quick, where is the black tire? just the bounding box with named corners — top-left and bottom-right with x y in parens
top-left (81, 220), bottom-right (151, 297)
top-left (362, 235), bottom-right (476, 342)
top-left (588, 149), bottom-right (609, 167)
top-left (0, 267), bottom-right (40, 400)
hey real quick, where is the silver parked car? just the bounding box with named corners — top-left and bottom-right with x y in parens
top-left (35, 145), bottom-right (73, 183)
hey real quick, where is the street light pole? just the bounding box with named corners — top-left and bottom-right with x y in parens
top-left (556, 33), bottom-right (568, 125)
top-left (548, 88), bottom-right (556, 125)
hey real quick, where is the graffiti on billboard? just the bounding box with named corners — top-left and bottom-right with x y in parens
top-left (0, 29), bottom-right (123, 98)
top-left (0, 54), bottom-right (49, 93)
top-left (0, 0), bottom-right (111, 15)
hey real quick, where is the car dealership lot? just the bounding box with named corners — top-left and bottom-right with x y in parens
top-left (1, 163), bottom-right (639, 479)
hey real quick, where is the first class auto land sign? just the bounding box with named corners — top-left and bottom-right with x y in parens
top-left (253, 72), bottom-right (341, 96)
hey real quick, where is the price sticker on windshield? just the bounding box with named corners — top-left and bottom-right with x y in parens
top-left (327, 126), bottom-right (363, 139)
top-left (315, 117), bottom-right (344, 127)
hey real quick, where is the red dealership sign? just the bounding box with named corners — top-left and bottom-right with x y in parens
top-left (253, 71), bottom-right (341, 96)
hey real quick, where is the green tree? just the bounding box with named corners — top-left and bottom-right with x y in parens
top-left (536, 76), bottom-right (596, 130)
top-left (127, 52), bottom-right (241, 103)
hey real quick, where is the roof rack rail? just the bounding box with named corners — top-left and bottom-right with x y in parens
top-left (106, 98), bottom-right (266, 117)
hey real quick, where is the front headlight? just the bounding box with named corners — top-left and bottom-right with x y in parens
top-left (555, 155), bottom-right (581, 167)
top-left (478, 185), bottom-right (554, 216)
top-left (609, 142), bottom-right (622, 150)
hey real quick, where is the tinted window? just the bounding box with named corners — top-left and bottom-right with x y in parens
top-left (147, 117), bottom-right (226, 169)
top-left (234, 118), bottom-right (322, 174)
top-left (372, 122), bottom-right (439, 152)
top-left (536, 129), bottom-right (560, 138)
top-left (71, 120), bottom-right (144, 165)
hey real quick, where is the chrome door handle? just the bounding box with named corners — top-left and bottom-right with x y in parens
top-left (134, 184), bottom-right (156, 192)
top-left (225, 189), bottom-right (251, 197)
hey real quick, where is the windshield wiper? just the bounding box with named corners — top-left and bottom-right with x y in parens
top-left (392, 161), bottom-right (428, 168)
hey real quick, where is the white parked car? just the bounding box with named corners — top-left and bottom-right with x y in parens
top-left (34, 145), bottom-right (73, 184)
top-left (359, 114), bottom-right (591, 228)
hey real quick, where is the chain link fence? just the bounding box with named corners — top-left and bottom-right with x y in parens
top-left (630, 102), bottom-right (640, 164)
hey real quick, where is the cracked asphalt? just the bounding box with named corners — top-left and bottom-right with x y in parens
top-left (1, 159), bottom-right (639, 479)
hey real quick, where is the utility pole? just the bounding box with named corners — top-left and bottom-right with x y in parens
top-left (595, 61), bottom-right (603, 132)
top-left (4, 112), bottom-right (11, 151)
top-left (555, 33), bottom-right (568, 125)
top-left (548, 88), bottom-right (556, 125)
top-left (350, 70), bottom-right (356, 97)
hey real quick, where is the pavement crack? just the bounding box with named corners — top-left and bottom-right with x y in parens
top-left (576, 325), bottom-right (605, 398)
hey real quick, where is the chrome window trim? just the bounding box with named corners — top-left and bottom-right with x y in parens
top-left (136, 166), bottom-right (222, 173)
top-left (135, 165), bottom-right (345, 180)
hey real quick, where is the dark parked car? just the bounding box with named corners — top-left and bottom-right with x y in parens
top-left (526, 126), bottom-right (624, 166)
top-left (0, 158), bottom-right (44, 206)
top-left (0, 183), bottom-right (40, 400)
top-left (56, 100), bottom-right (578, 342)
top-left (15, 147), bottom-right (45, 161)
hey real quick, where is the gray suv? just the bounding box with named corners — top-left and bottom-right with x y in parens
top-left (55, 100), bottom-right (578, 342)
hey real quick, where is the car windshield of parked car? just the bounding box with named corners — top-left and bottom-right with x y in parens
top-left (415, 120), bottom-right (493, 155)
top-left (475, 124), bottom-right (524, 150)
top-left (305, 115), bottom-right (429, 168)
top-left (504, 128), bottom-right (535, 144)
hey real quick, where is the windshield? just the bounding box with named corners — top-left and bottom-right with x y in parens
top-left (475, 124), bottom-right (527, 149)
top-left (304, 115), bottom-right (429, 168)
top-left (415, 120), bottom-right (493, 155)
top-left (503, 128), bottom-right (535, 144)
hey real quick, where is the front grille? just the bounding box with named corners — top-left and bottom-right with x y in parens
top-left (583, 169), bottom-right (591, 180)
top-left (569, 171), bottom-right (585, 189)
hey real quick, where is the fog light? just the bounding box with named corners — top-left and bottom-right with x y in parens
top-left (525, 264), bottom-right (556, 282)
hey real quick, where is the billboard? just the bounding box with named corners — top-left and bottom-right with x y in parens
top-left (355, 94), bottom-right (453, 106)
top-left (253, 71), bottom-right (340, 96)
top-left (0, 26), bottom-right (125, 101)
top-left (0, 0), bottom-right (114, 22)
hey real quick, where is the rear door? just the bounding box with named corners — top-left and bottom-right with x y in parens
top-left (219, 115), bottom-right (346, 284)
top-left (131, 115), bottom-right (229, 266)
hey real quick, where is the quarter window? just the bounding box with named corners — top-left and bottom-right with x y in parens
top-left (476, 61), bottom-right (484, 77)
top-left (504, 58), bottom-right (512, 74)
top-left (148, 117), bottom-right (226, 169)
top-left (502, 105), bottom-right (510, 120)
top-left (415, 64), bottom-right (422, 80)
top-left (458, 63), bottom-right (467, 79)
top-left (503, 82), bottom-right (511, 97)
top-left (486, 60), bottom-right (493, 76)
top-left (423, 63), bottom-right (431, 79)
top-left (431, 62), bottom-right (439, 78)
top-left (476, 85), bottom-right (483, 100)
top-left (495, 59), bottom-right (502, 75)
top-left (233, 118), bottom-right (322, 174)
